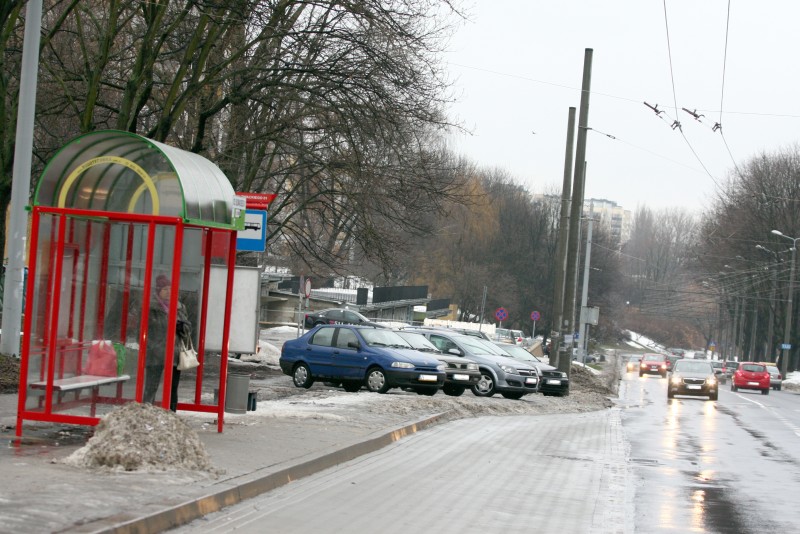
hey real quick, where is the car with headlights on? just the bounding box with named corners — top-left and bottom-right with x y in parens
top-left (731, 362), bottom-right (770, 394)
top-left (494, 343), bottom-right (569, 396)
top-left (406, 328), bottom-right (540, 399)
top-left (395, 330), bottom-right (481, 396)
top-left (625, 355), bottom-right (642, 372)
top-left (280, 325), bottom-right (445, 395)
top-left (668, 359), bottom-right (718, 401)
top-left (639, 353), bottom-right (668, 377)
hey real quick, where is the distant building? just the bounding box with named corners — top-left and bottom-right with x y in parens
top-left (532, 194), bottom-right (632, 245)
top-left (583, 198), bottom-right (632, 244)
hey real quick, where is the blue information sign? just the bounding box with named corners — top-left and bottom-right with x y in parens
top-left (236, 209), bottom-right (268, 252)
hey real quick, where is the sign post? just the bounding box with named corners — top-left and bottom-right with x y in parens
top-left (530, 310), bottom-right (540, 339)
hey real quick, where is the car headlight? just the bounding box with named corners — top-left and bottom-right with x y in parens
top-left (436, 363), bottom-right (446, 372)
top-left (499, 365), bottom-right (517, 374)
top-left (707, 375), bottom-right (717, 385)
top-left (670, 375), bottom-right (682, 385)
top-left (466, 363), bottom-right (479, 371)
top-left (391, 361), bottom-right (415, 369)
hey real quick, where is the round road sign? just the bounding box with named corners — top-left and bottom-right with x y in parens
top-left (495, 307), bottom-right (508, 322)
top-left (531, 311), bottom-right (541, 321)
top-left (303, 277), bottom-right (312, 298)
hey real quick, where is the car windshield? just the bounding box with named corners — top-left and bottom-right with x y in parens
top-left (396, 331), bottom-right (440, 352)
top-left (497, 344), bottom-right (537, 362)
top-left (357, 328), bottom-right (410, 348)
top-left (742, 364), bottom-right (765, 373)
top-left (643, 355), bottom-right (665, 362)
top-left (459, 336), bottom-right (508, 355)
top-left (674, 361), bottom-right (712, 374)
top-left (767, 367), bottom-right (780, 376)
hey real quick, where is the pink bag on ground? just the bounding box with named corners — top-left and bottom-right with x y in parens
top-left (86, 340), bottom-right (118, 376)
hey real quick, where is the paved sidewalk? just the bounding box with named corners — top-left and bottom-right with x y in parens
top-left (0, 393), bottom-right (445, 533)
top-left (0, 392), bottom-right (632, 533)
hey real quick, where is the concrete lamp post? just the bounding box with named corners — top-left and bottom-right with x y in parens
top-left (771, 229), bottom-right (799, 380)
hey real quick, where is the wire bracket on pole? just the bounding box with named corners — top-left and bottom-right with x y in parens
top-left (643, 102), bottom-right (664, 116)
top-left (682, 108), bottom-right (704, 121)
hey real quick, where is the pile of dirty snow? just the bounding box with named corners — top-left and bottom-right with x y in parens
top-left (64, 403), bottom-right (213, 472)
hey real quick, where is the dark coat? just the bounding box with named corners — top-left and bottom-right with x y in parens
top-left (146, 297), bottom-right (191, 368)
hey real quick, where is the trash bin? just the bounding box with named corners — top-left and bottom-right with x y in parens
top-left (225, 373), bottom-right (250, 414)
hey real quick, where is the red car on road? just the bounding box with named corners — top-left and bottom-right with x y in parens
top-left (731, 362), bottom-right (770, 395)
top-left (639, 353), bottom-right (668, 378)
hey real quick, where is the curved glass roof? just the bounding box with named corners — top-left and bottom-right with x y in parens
top-left (34, 130), bottom-right (242, 230)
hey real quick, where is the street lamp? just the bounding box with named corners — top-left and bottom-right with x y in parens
top-left (756, 244), bottom-right (787, 363)
top-left (771, 229), bottom-right (799, 379)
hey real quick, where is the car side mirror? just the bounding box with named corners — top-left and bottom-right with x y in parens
top-left (347, 341), bottom-right (360, 350)
top-left (447, 348), bottom-right (463, 356)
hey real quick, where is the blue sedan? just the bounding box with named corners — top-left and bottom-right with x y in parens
top-left (280, 325), bottom-right (446, 394)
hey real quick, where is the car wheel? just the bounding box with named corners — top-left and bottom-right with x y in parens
top-left (292, 363), bottom-right (313, 389)
top-left (342, 381), bottom-right (361, 393)
top-left (442, 384), bottom-right (466, 397)
top-left (709, 392), bottom-right (718, 401)
top-left (501, 392), bottom-right (525, 400)
top-left (638, 371), bottom-right (643, 377)
top-left (660, 372), bottom-right (666, 378)
top-left (415, 387), bottom-right (437, 396)
top-left (472, 372), bottom-right (496, 397)
top-left (762, 388), bottom-right (769, 395)
top-left (731, 383), bottom-right (737, 392)
top-left (365, 367), bottom-right (390, 393)
top-left (667, 390), bottom-right (674, 399)
top-left (778, 384), bottom-right (782, 391)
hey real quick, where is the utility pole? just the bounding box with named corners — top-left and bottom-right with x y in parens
top-left (579, 218), bottom-right (594, 363)
top-left (560, 48), bottom-right (593, 375)
top-left (1, 0), bottom-right (42, 357)
top-left (549, 107), bottom-right (576, 369)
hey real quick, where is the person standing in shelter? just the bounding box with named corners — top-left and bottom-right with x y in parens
top-left (144, 274), bottom-right (192, 411)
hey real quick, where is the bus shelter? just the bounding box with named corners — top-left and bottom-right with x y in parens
top-left (16, 130), bottom-right (245, 435)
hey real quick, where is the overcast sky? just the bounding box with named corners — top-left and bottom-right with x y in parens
top-left (443, 1), bottom-right (800, 212)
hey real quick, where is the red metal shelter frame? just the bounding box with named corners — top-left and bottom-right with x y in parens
top-left (16, 207), bottom-right (238, 435)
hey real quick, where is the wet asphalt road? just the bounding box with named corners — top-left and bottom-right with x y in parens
top-left (619, 367), bottom-right (800, 533)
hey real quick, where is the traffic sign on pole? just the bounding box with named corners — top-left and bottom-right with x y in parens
top-left (495, 307), bottom-right (508, 322)
top-left (530, 311), bottom-right (540, 321)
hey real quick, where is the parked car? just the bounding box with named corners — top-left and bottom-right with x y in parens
top-left (667, 359), bottom-right (719, 401)
top-left (494, 328), bottom-right (518, 345)
top-left (510, 329), bottom-right (526, 345)
top-left (395, 330), bottom-right (481, 396)
top-left (280, 325), bottom-right (445, 394)
top-left (625, 355), bottom-right (642, 372)
top-left (408, 326), bottom-right (492, 341)
top-left (406, 328), bottom-right (540, 399)
top-left (765, 365), bottom-right (782, 391)
top-left (494, 343), bottom-right (569, 396)
top-left (303, 308), bottom-right (383, 329)
top-left (639, 353), bottom-right (668, 378)
top-left (731, 362), bottom-right (770, 395)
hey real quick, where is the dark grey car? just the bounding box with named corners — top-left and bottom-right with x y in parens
top-left (495, 343), bottom-right (569, 396)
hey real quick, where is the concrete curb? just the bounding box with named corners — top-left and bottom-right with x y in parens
top-left (83, 412), bottom-right (449, 534)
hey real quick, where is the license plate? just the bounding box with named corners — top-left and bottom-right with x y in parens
top-left (419, 374), bottom-right (438, 382)
top-left (650, 366), bottom-right (659, 371)
top-left (748, 381), bottom-right (759, 386)
top-left (687, 385), bottom-right (701, 390)
top-left (452, 374), bottom-right (470, 381)
top-left (547, 379), bottom-right (562, 385)
top-left (525, 377), bottom-right (538, 385)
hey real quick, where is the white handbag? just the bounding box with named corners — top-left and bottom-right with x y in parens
top-left (177, 338), bottom-right (199, 371)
